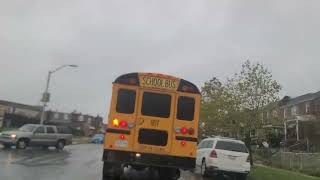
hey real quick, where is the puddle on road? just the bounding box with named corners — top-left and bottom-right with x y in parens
top-left (2, 148), bottom-right (71, 167)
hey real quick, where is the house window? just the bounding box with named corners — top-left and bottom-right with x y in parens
top-left (272, 110), bottom-right (278, 118)
top-left (284, 109), bottom-right (287, 118)
top-left (54, 113), bottom-right (60, 119)
top-left (291, 106), bottom-right (298, 115)
top-left (306, 102), bottom-right (311, 113)
top-left (78, 115), bottom-right (84, 122)
top-left (64, 114), bottom-right (69, 120)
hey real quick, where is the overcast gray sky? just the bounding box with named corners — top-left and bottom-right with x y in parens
top-left (1, 0), bottom-right (320, 117)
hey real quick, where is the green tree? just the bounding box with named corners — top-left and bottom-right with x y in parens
top-left (200, 77), bottom-right (241, 139)
top-left (229, 60), bottom-right (281, 165)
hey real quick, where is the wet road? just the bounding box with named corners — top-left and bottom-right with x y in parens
top-left (0, 144), bottom-right (207, 180)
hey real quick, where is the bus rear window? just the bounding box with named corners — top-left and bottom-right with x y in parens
top-left (116, 89), bottom-right (136, 114)
top-left (177, 96), bottom-right (195, 121)
top-left (141, 92), bottom-right (171, 118)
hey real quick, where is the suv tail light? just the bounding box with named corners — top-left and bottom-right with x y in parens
top-left (210, 150), bottom-right (217, 158)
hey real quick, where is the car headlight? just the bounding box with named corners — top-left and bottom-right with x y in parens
top-left (11, 134), bottom-right (17, 138)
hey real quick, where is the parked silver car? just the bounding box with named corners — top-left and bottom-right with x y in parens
top-left (0, 124), bottom-right (72, 150)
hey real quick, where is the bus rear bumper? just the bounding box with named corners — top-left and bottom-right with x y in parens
top-left (103, 149), bottom-right (195, 170)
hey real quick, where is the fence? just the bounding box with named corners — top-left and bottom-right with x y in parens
top-left (254, 148), bottom-right (320, 176)
top-left (277, 152), bottom-right (320, 175)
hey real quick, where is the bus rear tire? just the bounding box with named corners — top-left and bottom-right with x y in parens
top-left (158, 167), bottom-right (180, 180)
top-left (102, 162), bottom-right (123, 180)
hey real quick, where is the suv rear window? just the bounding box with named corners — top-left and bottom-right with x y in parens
top-left (215, 141), bottom-right (248, 153)
top-left (141, 92), bottom-right (171, 118)
top-left (116, 89), bottom-right (136, 114)
top-left (177, 96), bottom-right (195, 121)
top-left (46, 127), bottom-right (55, 134)
top-left (57, 126), bottom-right (72, 134)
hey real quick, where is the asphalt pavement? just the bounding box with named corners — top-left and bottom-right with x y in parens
top-left (0, 144), bottom-right (209, 180)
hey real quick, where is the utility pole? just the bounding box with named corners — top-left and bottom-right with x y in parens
top-left (40, 65), bottom-right (78, 124)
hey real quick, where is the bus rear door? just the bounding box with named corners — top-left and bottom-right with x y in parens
top-left (133, 89), bottom-right (175, 155)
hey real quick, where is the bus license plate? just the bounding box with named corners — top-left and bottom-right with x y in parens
top-left (115, 140), bottom-right (128, 148)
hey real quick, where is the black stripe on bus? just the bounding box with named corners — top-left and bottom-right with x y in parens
top-left (176, 136), bottom-right (198, 142)
top-left (106, 128), bottom-right (131, 135)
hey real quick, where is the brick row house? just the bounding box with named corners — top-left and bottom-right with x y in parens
top-left (0, 100), bottom-right (42, 128)
top-left (0, 99), bottom-right (104, 137)
top-left (45, 110), bottom-right (104, 136)
top-left (263, 92), bottom-right (320, 151)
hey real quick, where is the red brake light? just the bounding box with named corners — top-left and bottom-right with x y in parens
top-left (119, 134), bottom-right (125, 140)
top-left (181, 127), bottom-right (188, 134)
top-left (188, 128), bottom-right (195, 135)
top-left (119, 121), bottom-right (128, 128)
top-left (210, 150), bottom-right (217, 158)
top-left (181, 141), bottom-right (186, 146)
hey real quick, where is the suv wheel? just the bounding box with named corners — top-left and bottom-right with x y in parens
top-left (56, 140), bottom-right (65, 150)
top-left (201, 160), bottom-right (208, 177)
top-left (16, 139), bottom-right (27, 149)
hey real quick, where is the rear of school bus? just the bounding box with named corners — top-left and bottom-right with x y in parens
top-left (102, 72), bottom-right (201, 180)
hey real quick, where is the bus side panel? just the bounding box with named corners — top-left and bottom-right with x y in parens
top-left (104, 84), bottom-right (139, 152)
top-left (171, 94), bottom-right (201, 158)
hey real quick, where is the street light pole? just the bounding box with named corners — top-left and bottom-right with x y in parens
top-left (40, 65), bottom-right (78, 124)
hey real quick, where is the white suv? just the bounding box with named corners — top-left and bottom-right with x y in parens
top-left (196, 137), bottom-right (250, 180)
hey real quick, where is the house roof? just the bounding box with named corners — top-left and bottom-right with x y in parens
top-left (0, 100), bottom-right (41, 111)
top-left (281, 91), bottom-right (320, 107)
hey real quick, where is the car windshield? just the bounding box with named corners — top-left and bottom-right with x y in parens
top-left (215, 141), bottom-right (248, 153)
top-left (19, 125), bottom-right (36, 132)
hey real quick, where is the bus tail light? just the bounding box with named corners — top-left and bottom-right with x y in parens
top-left (210, 150), bottom-right (217, 158)
top-left (181, 127), bottom-right (188, 134)
top-left (175, 127), bottom-right (181, 133)
top-left (119, 121), bottom-right (128, 128)
top-left (119, 134), bottom-right (125, 140)
top-left (181, 141), bottom-right (186, 146)
top-left (188, 128), bottom-right (195, 135)
top-left (113, 119), bottom-right (119, 127)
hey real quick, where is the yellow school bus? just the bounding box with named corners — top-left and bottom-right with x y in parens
top-left (102, 72), bottom-right (200, 180)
